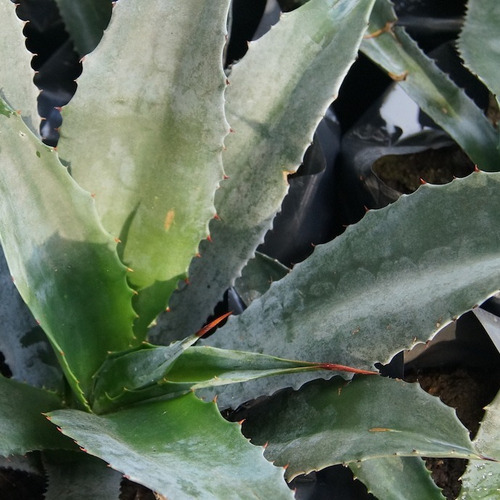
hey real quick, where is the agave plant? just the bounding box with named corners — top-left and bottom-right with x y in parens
top-left (0, 0), bottom-right (499, 498)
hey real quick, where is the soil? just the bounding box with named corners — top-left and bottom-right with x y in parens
top-left (372, 145), bottom-right (474, 195)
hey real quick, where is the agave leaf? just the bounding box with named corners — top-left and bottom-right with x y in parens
top-left (350, 457), bottom-right (445, 500)
top-left (234, 252), bottom-right (290, 306)
top-left (459, 389), bottom-right (500, 499)
top-left (204, 172), bottom-right (500, 407)
top-left (458, 0), bottom-right (500, 105)
top-left (54, 0), bottom-right (112, 56)
top-left (43, 450), bottom-right (123, 500)
top-left (0, 0), bottom-right (39, 135)
top-left (149, 251), bottom-right (289, 339)
top-left (57, 0), bottom-right (230, 338)
top-left (0, 247), bottom-right (64, 391)
top-left (0, 376), bottom-right (72, 456)
top-left (242, 376), bottom-right (480, 480)
top-left (91, 341), bottom-right (372, 413)
top-left (155, 0), bottom-right (376, 344)
top-left (48, 393), bottom-right (293, 499)
top-left (91, 334), bottom-right (200, 413)
top-left (0, 102), bottom-right (137, 406)
top-left (361, 0), bottom-right (500, 171)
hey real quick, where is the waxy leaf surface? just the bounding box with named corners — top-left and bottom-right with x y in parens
top-left (0, 376), bottom-right (71, 456)
top-left (0, 0), bottom-right (39, 134)
top-left (57, 0), bottom-right (230, 337)
top-left (458, 0), bottom-right (500, 104)
top-left (242, 376), bottom-right (478, 479)
top-left (48, 393), bottom-right (293, 499)
top-left (350, 457), bottom-right (445, 500)
top-left (155, 0), bottom-right (376, 344)
top-left (0, 103), bottom-right (137, 405)
top-left (459, 389), bottom-right (500, 499)
top-left (205, 172), bottom-right (500, 407)
top-left (92, 343), bottom-right (354, 413)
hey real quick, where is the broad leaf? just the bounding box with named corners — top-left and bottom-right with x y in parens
top-left (0, 0), bottom-right (39, 135)
top-left (458, 0), bottom-right (500, 104)
top-left (234, 252), bottom-right (290, 306)
top-left (242, 376), bottom-right (479, 480)
top-left (0, 247), bottom-right (63, 391)
top-left (361, 0), bottom-right (500, 171)
top-left (57, 0), bottom-right (230, 337)
top-left (204, 172), bottom-right (500, 407)
top-left (350, 457), bottom-right (445, 500)
top-left (54, 0), bottom-right (112, 56)
top-left (155, 0), bottom-right (376, 344)
top-left (43, 451), bottom-right (122, 500)
top-left (459, 389), bottom-right (500, 499)
top-left (0, 102), bottom-right (137, 405)
top-left (48, 393), bottom-right (293, 499)
top-left (0, 376), bottom-right (71, 456)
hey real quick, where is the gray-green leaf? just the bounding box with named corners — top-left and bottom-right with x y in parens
top-left (458, 0), bottom-right (500, 104)
top-left (350, 457), bottom-right (445, 500)
top-left (57, 0), bottom-right (230, 337)
top-left (205, 172), bottom-right (500, 407)
top-left (54, 0), bottom-right (112, 56)
top-left (48, 393), bottom-right (293, 499)
top-left (361, 0), bottom-right (500, 171)
top-left (0, 0), bottom-right (39, 134)
top-left (242, 376), bottom-right (479, 480)
top-left (459, 389), bottom-right (500, 499)
top-left (0, 102), bottom-right (137, 406)
top-left (155, 0), bottom-right (376, 344)
top-left (0, 376), bottom-right (71, 456)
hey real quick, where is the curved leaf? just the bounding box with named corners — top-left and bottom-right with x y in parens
top-left (92, 343), bottom-right (371, 413)
top-left (48, 393), bottom-right (293, 499)
top-left (234, 252), bottom-right (290, 306)
top-left (0, 102), bottom-right (137, 405)
top-left (43, 451), bottom-right (122, 500)
top-left (0, 247), bottom-right (63, 391)
top-left (57, 0), bottom-right (230, 337)
top-left (361, 0), bottom-right (500, 171)
top-left (350, 457), bottom-right (445, 500)
top-left (458, 0), bottom-right (500, 103)
top-left (0, 376), bottom-right (71, 456)
top-left (54, 0), bottom-right (112, 56)
top-left (459, 389), bottom-right (500, 499)
top-left (204, 172), bottom-right (500, 407)
top-left (242, 376), bottom-right (479, 480)
top-left (155, 0), bottom-right (376, 344)
top-left (0, 0), bottom-right (39, 135)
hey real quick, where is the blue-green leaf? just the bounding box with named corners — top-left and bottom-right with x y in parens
top-left (48, 393), bottom-right (293, 499)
